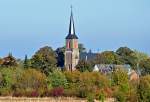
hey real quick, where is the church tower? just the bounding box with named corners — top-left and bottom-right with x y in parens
top-left (65, 7), bottom-right (79, 71)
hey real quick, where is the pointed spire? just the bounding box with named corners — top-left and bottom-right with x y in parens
top-left (69, 6), bottom-right (75, 35)
top-left (66, 6), bottom-right (78, 39)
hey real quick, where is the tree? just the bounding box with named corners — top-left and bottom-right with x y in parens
top-left (0, 67), bottom-right (20, 95)
top-left (77, 72), bottom-right (110, 98)
top-left (138, 75), bottom-right (150, 101)
top-left (95, 51), bottom-right (122, 64)
top-left (116, 47), bottom-right (137, 68)
top-left (112, 67), bottom-right (129, 102)
top-left (17, 69), bottom-right (47, 95)
top-left (31, 46), bottom-right (57, 75)
top-left (134, 50), bottom-right (149, 63)
top-left (76, 60), bottom-right (93, 72)
top-left (1, 53), bottom-right (18, 67)
top-left (139, 58), bottom-right (150, 76)
top-left (112, 67), bottom-right (129, 86)
top-left (55, 47), bottom-right (65, 67)
top-left (23, 55), bottom-right (30, 69)
top-left (134, 50), bottom-right (149, 71)
top-left (48, 70), bottom-right (68, 88)
top-left (0, 58), bottom-right (2, 66)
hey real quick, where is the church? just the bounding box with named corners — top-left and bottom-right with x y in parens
top-left (65, 8), bottom-right (79, 71)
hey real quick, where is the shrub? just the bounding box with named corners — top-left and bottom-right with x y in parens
top-left (30, 91), bottom-right (39, 97)
top-left (98, 92), bottom-right (105, 102)
top-left (138, 75), bottom-right (150, 101)
top-left (48, 70), bottom-right (68, 88)
top-left (0, 67), bottom-right (21, 96)
top-left (16, 68), bottom-right (47, 96)
top-left (87, 93), bottom-right (95, 102)
top-left (115, 91), bottom-right (126, 102)
top-left (51, 87), bottom-right (64, 97)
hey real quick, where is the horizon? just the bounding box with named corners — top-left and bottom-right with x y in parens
top-left (0, 0), bottom-right (150, 59)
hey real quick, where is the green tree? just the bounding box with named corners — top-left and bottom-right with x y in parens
top-left (134, 50), bottom-right (149, 63)
top-left (95, 51), bottom-right (122, 64)
top-left (112, 67), bottom-right (129, 102)
top-left (48, 70), bottom-right (68, 88)
top-left (134, 50), bottom-right (149, 71)
top-left (139, 58), bottom-right (150, 76)
top-left (76, 60), bottom-right (93, 72)
top-left (23, 55), bottom-right (30, 69)
top-left (31, 46), bottom-right (57, 75)
top-left (116, 47), bottom-right (137, 68)
top-left (112, 67), bottom-right (129, 86)
top-left (0, 67), bottom-right (20, 95)
top-left (1, 53), bottom-right (18, 67)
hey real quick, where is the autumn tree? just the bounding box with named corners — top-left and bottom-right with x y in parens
top-left (0, 58), bottom-right (2, 66)
top-left (16, 69), bottom-right (47, 95)
top-left (95, 51), bottom-right (122, 64)
top-left (1, 53), bottom-right (18, 67)
top-left (138, 75), bottom-right (150, 101)
top-left (139, 58), bottom-right (150, 76)
top-left (31, 46), bottom-right (57, 75)
top-left (77, 72), bottom-right (110, 98)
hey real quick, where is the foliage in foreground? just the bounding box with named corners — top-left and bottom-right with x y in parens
top-left (0, 46), bottom-right (150, 101)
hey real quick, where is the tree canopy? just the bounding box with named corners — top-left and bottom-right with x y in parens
top-left (95, 51), bottom-right (122, 64)
top-left (31, 46), bottom-right (57, 75)
top-left (116, 47), bottom-right (137, 68)
top-left (1, 53), bottom-right (18, 67)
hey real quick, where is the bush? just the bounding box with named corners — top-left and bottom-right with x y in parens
top-left (114, 91), bottom-right (126, 102)
top-left (64, 71), bottom-right (110, 98)
top-left (16, 68), bottom-right (47, 96)
top-left (51, 87), bottom-right (64, 97)
top-left (98, 92), bottom-right (105, 102)
top-left (87, 93), bottom-right (95, 102)
top-left (48, 70), bottom-right (68, 88)
top-left (0, 67), bottom-right (21, 96)
top-left (138, 75), bottom-right (150, 101)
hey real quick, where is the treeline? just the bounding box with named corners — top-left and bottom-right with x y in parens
top-left (0, 46), bottom-right (150, 102)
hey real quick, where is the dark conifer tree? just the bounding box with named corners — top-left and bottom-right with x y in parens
top-left (24, 55), bottom-right (30, 68)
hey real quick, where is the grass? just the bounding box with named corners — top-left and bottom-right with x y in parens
top-left (0, 97), bottom-right (114, 102)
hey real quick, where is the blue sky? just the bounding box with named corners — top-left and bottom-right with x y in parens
top-left (0, 0), bottom-right (150, 58)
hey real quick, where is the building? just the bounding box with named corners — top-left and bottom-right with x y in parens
top-left (93, 64), bottom-right (139, 81)
top-left (65, 8), bottom-right (79, 71)
top-left (80, 50), bottom-right (97, 62)
top-left (93, 64), bottom-right (131, 74)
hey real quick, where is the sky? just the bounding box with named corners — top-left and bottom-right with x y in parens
top-left (0, 0), bottom-right (150, 59)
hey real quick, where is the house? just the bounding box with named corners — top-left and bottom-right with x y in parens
top-left (93, 64), bottom-right (139, 81)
